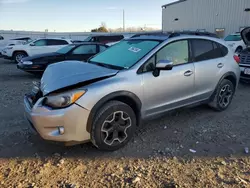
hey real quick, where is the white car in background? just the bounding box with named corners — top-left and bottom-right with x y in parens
top-left (0, 36), bottom-right (32, 54)
top-left (1, 38), bottom-right (72, 63)
top-left (224, 33), bottom-right (246, 53)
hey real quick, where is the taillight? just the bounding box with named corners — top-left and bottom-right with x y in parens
top-left (233, 55), bottom-right (240, 64)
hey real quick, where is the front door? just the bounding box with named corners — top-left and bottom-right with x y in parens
top-left (29, 39), bottom-right (48, 56)
top-left (66, 44), bottom-right (97, 61)
top-left (142, 40), bottom-right (195, 117)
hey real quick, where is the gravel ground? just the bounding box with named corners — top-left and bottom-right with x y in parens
top-left (0, 58), bottom-right (250, 188)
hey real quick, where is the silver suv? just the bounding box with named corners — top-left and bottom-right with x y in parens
top-left (24, 32), bottom-right (241, 150)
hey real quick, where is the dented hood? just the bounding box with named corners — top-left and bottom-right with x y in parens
top-left (241, 27), bottom-right (250, 46)
top-left (41, 61), bottom-right (118, 95)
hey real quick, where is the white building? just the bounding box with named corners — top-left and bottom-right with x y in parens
top-left (162, 0), bottom-right (250, 37)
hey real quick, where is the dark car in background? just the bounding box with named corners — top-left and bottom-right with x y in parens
top-left (84, 35), bottom-right (124, 44)
top-left (238, 27), bottom-right (250, 82)
top-left (17, 42), bottom-right (108, 74)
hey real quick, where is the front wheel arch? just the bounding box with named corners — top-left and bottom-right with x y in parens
top-left (86, 91), bottom-right (142, 133)
top-left (12, 50), bottom-right (28, 58)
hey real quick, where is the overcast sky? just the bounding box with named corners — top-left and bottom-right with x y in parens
top-left (0, 0), bottom-right (176, 32)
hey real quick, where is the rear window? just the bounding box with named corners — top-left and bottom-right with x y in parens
top-left (224, 35), bottom-right (242, 41)
top-left (191, 39), bottom-right (228, 62)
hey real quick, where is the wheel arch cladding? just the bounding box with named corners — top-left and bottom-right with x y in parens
top-left (13, 50), bottom-right (28, 57)
top-left (223, 72), bottom-right (237, 88)
top-left (86, 91), bottom-right (142, 133)
top-left (210, 72), bottom-right (237, 101)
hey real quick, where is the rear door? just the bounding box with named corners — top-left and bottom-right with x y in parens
top-left (191, 39), bottom-right (228, 100)
top-left (65, 44), bottom-right (97, 61)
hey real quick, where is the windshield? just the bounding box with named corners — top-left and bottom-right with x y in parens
top-left (89, 40), bottom-right (160, 69)
top-left (56, 45), bottom-right (76, 54)
top-left (225, 34), bottom-right (242, 41)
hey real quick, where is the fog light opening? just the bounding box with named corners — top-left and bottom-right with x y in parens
top-left (58, 126), bottom-right (65, 135)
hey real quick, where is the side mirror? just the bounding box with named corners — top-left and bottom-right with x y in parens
top-left (30, 43), bottom-right (35, 46)
top-left (153, 60), bottom-right (174, 77)
top-left (156, 60), bottom-right (174, 70)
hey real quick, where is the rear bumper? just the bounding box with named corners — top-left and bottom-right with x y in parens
top-left (24, 95), bottom-right (91, 143)
top-left (239, 65), bottom-right (250, 80)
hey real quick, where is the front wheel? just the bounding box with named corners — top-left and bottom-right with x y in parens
top-left (208, 79), bottom-right (235, 111)
top-left (91, 101), bottom-right (136, 151)
top-left (13, 52), bottom-right (27, 63)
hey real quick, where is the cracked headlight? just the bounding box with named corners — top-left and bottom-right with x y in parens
top-left (44, 90), bottom-right (86, 108)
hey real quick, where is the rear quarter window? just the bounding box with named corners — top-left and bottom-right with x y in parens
top-left (217, 43), bottom-right (228, 57)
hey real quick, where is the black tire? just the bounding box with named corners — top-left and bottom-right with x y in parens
top-left (208, 79), bottom-right (235, 111)
top-left (91, 101), bottom-right (136, 151)
top-left (13, 52), bottom-right (27, 63)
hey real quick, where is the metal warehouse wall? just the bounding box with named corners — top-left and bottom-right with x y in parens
top-left (162, 0), bottom-right (250, 36)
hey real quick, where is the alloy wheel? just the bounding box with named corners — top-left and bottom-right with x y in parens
top-left (15, 54), bottom-right (25, 63)
top-left (218, 84), bottom-right (233, 108)
top-left (101, 111), bottom-right (131, 146)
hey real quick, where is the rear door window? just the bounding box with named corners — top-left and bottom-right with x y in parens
top-left (0, 36), bottom-right (4, 40)
top-left (191, 39), bottom-right (225, 62)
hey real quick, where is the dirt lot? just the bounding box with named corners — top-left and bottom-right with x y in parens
top-left (0, 58), bottom-right (250, 188)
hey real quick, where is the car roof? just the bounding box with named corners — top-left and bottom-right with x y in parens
top-left (89, 35), bottom-right (124, 37)
top-left (35, 38), bottom-right (71, 41)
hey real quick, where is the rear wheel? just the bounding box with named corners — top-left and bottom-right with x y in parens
top-left (208, 79), bottom-right (235, 111)
top-left (13, 52), bottom-right (27, 63)
top-left (91, 101), bottom-right (136, 151)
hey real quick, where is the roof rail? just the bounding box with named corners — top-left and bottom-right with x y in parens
top-left (130, 32), bottom-right (167, 38)
top-left (130, 30), bottom-right (219, 39)
top-left (168, 31), bottom-right (219, 38)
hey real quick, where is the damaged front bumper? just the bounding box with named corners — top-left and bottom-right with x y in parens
top-left (24, 94), bottom-right (91, 143)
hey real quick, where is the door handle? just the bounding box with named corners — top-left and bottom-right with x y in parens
top-left (184, 70), bottom-right (193, 76)
top-left (217, 63), bottom-right (224, 68)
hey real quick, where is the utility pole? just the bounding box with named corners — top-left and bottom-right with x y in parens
top-left (123, 9), bottom-right (125, 32)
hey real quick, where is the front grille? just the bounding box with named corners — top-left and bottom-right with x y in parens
top-left (240, 54), bottom-right (250, 64)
